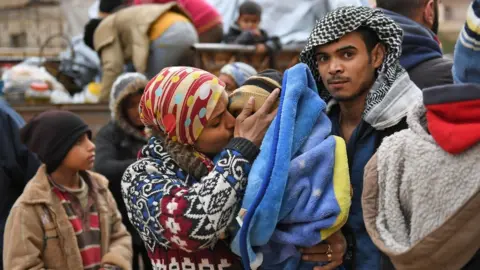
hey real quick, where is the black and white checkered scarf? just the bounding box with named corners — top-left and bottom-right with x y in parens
top-left (300, 6), bottom-right (405, 116)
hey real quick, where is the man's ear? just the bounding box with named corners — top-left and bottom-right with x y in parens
top-left (371, 43), bottom-right (386, 69)
top-left (423, 0), bottom-right (435, 27)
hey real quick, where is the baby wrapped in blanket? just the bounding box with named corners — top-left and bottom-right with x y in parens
top-left (227, 64), bottom-right (351, 270)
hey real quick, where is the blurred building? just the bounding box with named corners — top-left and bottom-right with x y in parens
top-left (440, 0), bottom-right (470, 33)
top-left (369, 0), bottom-right (469, 33)
top-left (0, 0), bottom-right (64, 48)
top-left (0, 0), bottom-right (94, 51)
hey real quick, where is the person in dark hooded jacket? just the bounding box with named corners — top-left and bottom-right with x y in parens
top-left (0, 100), bottom-right (40, 269)
top-left (376, 0), bottom-right (453, 89)
top-left (94, 72), bottom-right (152, 270)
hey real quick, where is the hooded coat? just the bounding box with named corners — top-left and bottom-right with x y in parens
top-left (363, 83), bottom-right (480, 270)
top-left (379, 8), bottom-right (453, 90)
top-left (94, 73), bottom-right (148, 247)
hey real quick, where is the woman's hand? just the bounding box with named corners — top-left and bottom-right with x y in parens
top-left (234, 88), bottom-right (279, 147)
top-left (300, 230), bottom-right (347, 270)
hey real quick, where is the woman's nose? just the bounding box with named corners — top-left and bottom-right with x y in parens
top-left (225, 111), bottom-right (236, 129)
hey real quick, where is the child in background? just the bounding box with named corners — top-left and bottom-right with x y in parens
top-left (218, 62), bottom-right (257, 94)
top-left (224, 1), bottom-right (281, 53)
top-left (3, 110), bottom-right (132, 270)
top-left (95, 73), bottom-right (152, 270)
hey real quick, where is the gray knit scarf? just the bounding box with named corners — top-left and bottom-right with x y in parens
top-left (300, 6), bottom-right (405, 117)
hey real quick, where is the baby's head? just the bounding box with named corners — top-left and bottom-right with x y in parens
top-left (237, 1), bottom-right (262, 31)
top-left (228, 69), bottom-right (283, 117)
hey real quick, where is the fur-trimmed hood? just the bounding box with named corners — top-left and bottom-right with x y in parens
top-left (109, 72), bottom-right (148, 142)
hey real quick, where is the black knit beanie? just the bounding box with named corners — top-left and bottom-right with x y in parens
top-left (99, 0), bottom-right (125, 13)
top-left (20, 110), bottom-right (91, 174)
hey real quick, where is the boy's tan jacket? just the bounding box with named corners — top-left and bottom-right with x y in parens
top-left (3, 165), bottom-right (133, 270)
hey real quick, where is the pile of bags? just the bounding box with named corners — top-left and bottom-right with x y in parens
top-left (2, 36), bottom-right (102, 104)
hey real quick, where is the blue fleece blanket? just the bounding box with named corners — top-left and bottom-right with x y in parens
top-left (230, 63), bottom-right (348, 269)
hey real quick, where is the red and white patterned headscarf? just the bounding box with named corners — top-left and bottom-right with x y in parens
top-left (140, 66), bottom-right (227, 145)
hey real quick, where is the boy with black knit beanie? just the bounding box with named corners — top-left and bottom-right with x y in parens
top-left (3, 110), bottom-right (132, 270)
top-left (224, 1), bottom-right (281, 53)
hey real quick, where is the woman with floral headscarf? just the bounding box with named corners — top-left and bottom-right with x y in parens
top-left (121, 66), bottom-right (278, 269)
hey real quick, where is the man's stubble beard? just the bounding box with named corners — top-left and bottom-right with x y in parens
top-left (330, 75), bottom-right (375, 103)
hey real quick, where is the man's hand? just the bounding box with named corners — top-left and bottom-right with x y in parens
top-left (300, 230), bottom-right (347, 270)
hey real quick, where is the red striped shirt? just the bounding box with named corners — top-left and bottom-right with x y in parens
top-left (52, 183), bottom-right (102, 270)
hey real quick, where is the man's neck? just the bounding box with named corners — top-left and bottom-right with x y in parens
top-left (338, 94), bottom-right (367, 126)
top-left (50, 167), bottom-right (81, 189)
top-left (337, 93), bottom-right (368, 143)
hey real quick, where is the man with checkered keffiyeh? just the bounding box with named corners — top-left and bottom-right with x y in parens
top-left (300, 6), bottom-right (422, 270)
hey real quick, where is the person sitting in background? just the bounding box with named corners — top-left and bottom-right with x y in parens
top-left (218, 62), bottom-right (257, 94)
top-left (94, 73), bottom-right (152, 270)
top-left (224, 1), bottom-right (281, 54)
top-left (208, 0), bottom-right (367, 45)
top-left (4, 110), bottom-right (132, 270)
top-left (83, 1), bottom-right (198, 101)
top-left (133, 0), bottom-right (224, 43)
